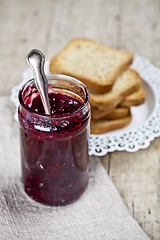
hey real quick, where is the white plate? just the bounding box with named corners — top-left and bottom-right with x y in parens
top-left (89, 54), bottom-right (160, 155)
top-left (10, 55), bottom-right (160, 156)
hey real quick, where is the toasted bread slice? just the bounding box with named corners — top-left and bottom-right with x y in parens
top-left (119, 88), bottom-right (146, 107)
top-left (91, 87), bottom-right (145, 119)
top-left (90, 69), bottom-right (142, 113)
top-left (50, 38), bottom-right (133, 93)
top-left (91, 114), bottom-right (132, 134)
top-left (91, 106), bottom-right (130, 120)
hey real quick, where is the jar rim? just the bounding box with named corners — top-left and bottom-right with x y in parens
top-left (18, 74), bottom-right (90, 120)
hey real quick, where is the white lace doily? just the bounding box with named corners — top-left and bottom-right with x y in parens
top-left (10, 55), bottom-right (160, 156)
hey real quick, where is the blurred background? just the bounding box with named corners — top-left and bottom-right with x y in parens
top-left (0, 0), bottom-right (160, 96)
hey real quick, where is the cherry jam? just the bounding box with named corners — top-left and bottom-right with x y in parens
top-left (29, 91), bottom-right (82, 116)
top-left (18, 75), bottom-right (90, 205)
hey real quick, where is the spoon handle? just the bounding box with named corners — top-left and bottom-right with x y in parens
top-left (27, 49), bottom-right (51, 115)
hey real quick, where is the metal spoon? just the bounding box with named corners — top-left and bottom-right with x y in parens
top-left (27, 49), bottom-right (51, 115)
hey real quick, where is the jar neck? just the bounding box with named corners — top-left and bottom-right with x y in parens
top-left (18, 75), bottom-right (90, 133)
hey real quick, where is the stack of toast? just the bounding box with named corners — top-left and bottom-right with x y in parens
top-left (50, 38), bottom-right (146, 134)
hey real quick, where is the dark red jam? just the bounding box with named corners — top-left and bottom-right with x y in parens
top-left (27, 91), bottom-right (82, 116)
top-left (18, 81), bottom-right (90, 206)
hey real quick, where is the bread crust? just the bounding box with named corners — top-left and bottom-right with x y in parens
top-left (90, 69), bottom-right (142, 112)
top-left (90, 114), bottom-right (132, 134)
top-left (91, 87), bottom-right (146, 120)
top-left (91, 107), bottom-right (130, 120)
top-left (119, 88), bottom-right (146, 107)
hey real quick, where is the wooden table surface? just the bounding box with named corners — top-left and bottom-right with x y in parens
top-left (0, 0), bottom-right (160, 239)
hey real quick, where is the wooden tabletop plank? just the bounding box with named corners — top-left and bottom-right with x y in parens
top-left (101, 138), bottom-right (160, 239)
top-left (0, 0), bottom-right (56, 96)
top-left (120, 0), bottom-right (160, 67)
top-left (100, 1), bottom-right (160, 239)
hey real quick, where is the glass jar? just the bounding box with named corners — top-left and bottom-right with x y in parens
top-left (18, 74), bottom-right (90, 206)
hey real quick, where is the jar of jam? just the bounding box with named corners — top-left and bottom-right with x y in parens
top-left (18, 74), bottom-right (90, 206)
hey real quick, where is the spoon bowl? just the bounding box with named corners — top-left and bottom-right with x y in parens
top-left (27, 49), bottom-right (51, 115)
